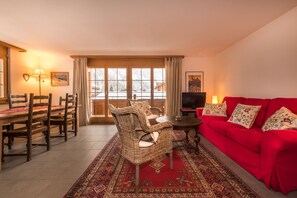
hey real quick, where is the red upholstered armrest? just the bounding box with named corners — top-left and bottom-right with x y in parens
top-left (196, 108), bottom-right (203, 117)
top-left (261, 130), bottom-right (297, 194)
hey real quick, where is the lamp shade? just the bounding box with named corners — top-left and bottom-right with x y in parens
top-left (212, 96), bottom-right (218, 104)
top-left (31, 68), bottom-right (46, 78)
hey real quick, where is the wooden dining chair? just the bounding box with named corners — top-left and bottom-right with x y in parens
top-left (2, 93), bottom-right (52, 162)
top-left (50, 93), bottom-right (78, 141)
top-left (4, 93), bottom-right (28, 149)
top-left (8, 93), bottom-right (28, 109)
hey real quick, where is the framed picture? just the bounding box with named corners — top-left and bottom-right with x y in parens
top-left (51, 72), bottom-right (69, 86)
top-left (185, 71), bottom-right (204, 92)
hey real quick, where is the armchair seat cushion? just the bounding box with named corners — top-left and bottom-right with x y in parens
top-left (139, 132), bottom-right (159, 147)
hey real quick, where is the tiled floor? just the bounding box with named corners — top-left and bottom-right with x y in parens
top-left (0, 125), bottom-right (116, 198)
top-left (0, 125), bottom-right (296, 198)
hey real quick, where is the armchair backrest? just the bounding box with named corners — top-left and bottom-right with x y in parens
top-left (129, 100), bottom-right (152, 116)
top-left (108, 104), bottom-right (150, 139)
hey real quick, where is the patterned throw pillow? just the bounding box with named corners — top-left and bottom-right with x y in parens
top-left (130, 100), bottom-right (152, 116)
top-left (228, 104), bottom-right (261, 129)
top-left (202, 102), bottom-right (227, 117)
top-left (262, 107), bottom-right (297, 131)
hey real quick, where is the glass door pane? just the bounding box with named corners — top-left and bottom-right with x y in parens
top-left (153, 68), bottom-right (166, 113)
top-left (132, 68), bottom-right (151, 99)
top-left (89, 68), bottom-right (105, 117)
top-left (108, 68), bottom-right (127, 114)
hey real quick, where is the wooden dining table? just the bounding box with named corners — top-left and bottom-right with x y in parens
top-left (0, 105), bottom-right (65, 171)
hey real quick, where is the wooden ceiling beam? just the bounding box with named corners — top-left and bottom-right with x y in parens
top-left (70, 55), bottom-right (184, 59)
top-left (0, 40), bottom-right (26, 52)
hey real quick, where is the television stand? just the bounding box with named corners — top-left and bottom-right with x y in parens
top-left (180, 108), bottom-right (197, 117)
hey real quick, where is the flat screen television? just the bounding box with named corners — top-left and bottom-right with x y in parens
top-left (182, 92), bottom-right (206, 109)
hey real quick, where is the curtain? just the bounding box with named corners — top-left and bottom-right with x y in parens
top-left (165, 57), bottom-right (182, 116)
top-left (73, 57), bottom-right (90, 126)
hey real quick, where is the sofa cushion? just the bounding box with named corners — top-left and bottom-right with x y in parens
top-left (226, 128), bottom-right (263, 153)
top-left (262, 107), bottom-right (297, 131)
top-left (208, 120), bottom-right (244, 136)
top-left (200, 115), bottom-right (228, 125)
top-left (223, 97), bottom-right (246, 117)
top-left (265, 98), bottom-right (297, 122)
top-left (244, 98), bottom-right (271, 127)
top-left (202, 102), bottom-right (227, 117)
top-left (228, 104), bottom-right (261, 129)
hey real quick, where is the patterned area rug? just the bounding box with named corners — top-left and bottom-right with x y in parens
top-left (65, 131), bottom-right (259, 198)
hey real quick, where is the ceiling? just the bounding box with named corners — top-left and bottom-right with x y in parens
top-left (0, 0), bottom-right (297, 57)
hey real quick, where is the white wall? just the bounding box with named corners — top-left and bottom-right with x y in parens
top-left (182, 57), bottom-right (214, 103)
top-left (0, 49), bottom-right (73, 109)
top-left (213, 6), bottom-right (297, 102)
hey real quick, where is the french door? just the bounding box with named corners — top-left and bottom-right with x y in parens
top-left (88, 66), bottom-right (166, 123)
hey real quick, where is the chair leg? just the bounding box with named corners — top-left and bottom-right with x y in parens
top-left (71, 120), bottom-right (75, 131)
top-left (74, 120), bottom-right (78, 136)
top-left (64, 122), bottom-right (68, 141)
top-left (46, 129), bottom-right (50, 151)
top-left (170, 152), bottom-right (173, 170)
top-left (135, 164), bottom-right (139, 193)
top-left (27, 135), bottom-right (32, 161)
top-left (2, 136), bottom-right (5, 162)
top-left (59, 125), bottom-right (62, 134)
top-left (7, 124), bottom-right (14, 150)
top-left (8, 137), bottom-right (13, 150)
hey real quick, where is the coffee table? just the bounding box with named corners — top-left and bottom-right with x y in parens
top-left (156, 116), bottom-right (202, 152)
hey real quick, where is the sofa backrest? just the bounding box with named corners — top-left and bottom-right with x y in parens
top-left (222, 96), bottom-right (297, 127)
top-left (265, 98), bottom-right (297, 122)
top-left (244, 98), bottom-right (271, 127)
top-left (223, 97), bottom-right (246, 117)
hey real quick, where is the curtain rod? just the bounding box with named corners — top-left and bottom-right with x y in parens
top-left (70, 55), bottom-right (184, 59)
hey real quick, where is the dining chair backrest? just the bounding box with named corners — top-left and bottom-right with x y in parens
top-left (68, 93), bottom-right (78, 119)
top-left (50, 93), bottom-right (78, 141)
top-left (59, 93), bottom-right (78, 118)
top-left (28, 93), bottom-right (52, 131)
top-left (8, 93), bottom-right (28, 109)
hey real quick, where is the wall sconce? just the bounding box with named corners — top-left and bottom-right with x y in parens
top-left (23, 73), bottom-right (30, 81)
top-left (212, 96), bottom-right (218, 104)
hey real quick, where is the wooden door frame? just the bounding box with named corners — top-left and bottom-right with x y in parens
top-left (88, 64), bottom-right (165, 124)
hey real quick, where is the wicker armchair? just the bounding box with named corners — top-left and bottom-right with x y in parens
top-left (129, 100), bottom-right (161, 125)
top-left (108, 104), bottom-right (173, 192)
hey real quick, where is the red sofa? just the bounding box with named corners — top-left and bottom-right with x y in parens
top-left (196, 97), bottom-right (297, 194)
